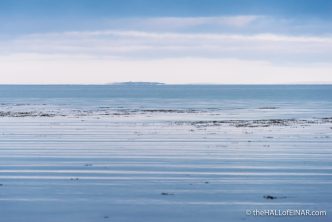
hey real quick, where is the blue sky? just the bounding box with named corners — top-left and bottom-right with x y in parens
top-left (0, 0), bottom-right (332, 83)
top-left (1, 0), bottom-right (331, 17)
top-left (1, 0), bottom-right (332, 34)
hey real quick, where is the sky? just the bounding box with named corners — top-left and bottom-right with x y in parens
top-left (0, 0), bottom-right (332, 84)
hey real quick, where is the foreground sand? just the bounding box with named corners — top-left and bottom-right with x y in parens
top-left (0, 110), bottom-right (331, 222)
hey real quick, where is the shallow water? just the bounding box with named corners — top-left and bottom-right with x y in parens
top-left (0, 85), bottom-right (331, 222)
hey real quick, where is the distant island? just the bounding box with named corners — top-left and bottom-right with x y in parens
top-left (108, 82), bottom-right (166, 86)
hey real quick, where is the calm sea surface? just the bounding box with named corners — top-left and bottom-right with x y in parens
top-left (0, 85), bottom-right (331, 119)
top-left (1, 85), bottom-right (332, 222)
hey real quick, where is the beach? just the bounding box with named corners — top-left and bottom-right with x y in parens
top-left (0, 85), bottom-right (331, 222)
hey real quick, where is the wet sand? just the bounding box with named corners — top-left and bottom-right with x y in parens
top-left (0, 109), bottom-right (331, 222)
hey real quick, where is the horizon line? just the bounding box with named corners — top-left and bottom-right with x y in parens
top-left (0, 82), bottom-right (332, 86)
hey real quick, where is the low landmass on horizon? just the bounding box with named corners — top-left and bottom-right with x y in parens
top-left (108, 81), bottom-right (166, 86)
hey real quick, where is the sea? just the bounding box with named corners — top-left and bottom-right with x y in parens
top-left (0, 84), bottom-right (331, 120)
top-left (1, 84), bottom-right (332, 222)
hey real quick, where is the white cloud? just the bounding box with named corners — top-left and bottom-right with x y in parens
top-left (131, 16), bottom-right (260, 28)
top-left (1, 54), bottom-right (332, 84)
top-left (1, 15), bottom-right (332, 84)
top-left (2, 30), bottom-right (331, 64)
top-left (21, 30), bottom-right (332, 43)
top-left (99, 15), bottom-right (332, 36)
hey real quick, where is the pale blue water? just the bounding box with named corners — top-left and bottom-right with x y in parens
top-left (0, 85), bottom-right (331, 100)
top-left (0, 85), bottom-right (331, 119)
